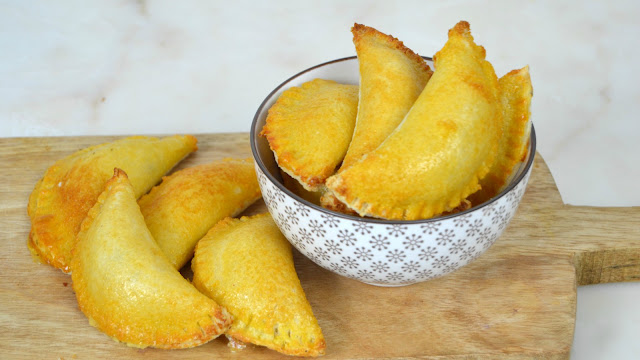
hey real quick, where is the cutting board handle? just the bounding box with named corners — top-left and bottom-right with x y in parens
top-left (525, 156), bottom-right (640, 286)
top-left (567, 205), bottom-right (640, 285)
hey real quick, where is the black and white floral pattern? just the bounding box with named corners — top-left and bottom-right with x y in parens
top-left (254, 161), bottom-right (533, 287)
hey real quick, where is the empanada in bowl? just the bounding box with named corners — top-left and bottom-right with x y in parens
top-left (71, 168), bottom-right (231, 349)
top-left (339, 23), bottom-right (433, 171)
top-left (325, 21), bottom-right (502, 220)
top-left (28, 135), bottom-right (197, 273)
top-left (138, 158), bottom-right (261, 269)
top-left (192, 213), bottom-right (325, 357)
top-left (320, 23), bottom-right (432, 213)
top-left (261, 78), bottom-right (358, 192)
top-left (468, 65), bottom-right (533, 205)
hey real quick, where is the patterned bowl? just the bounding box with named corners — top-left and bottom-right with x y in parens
top-left (250, 57), bottom-right (536, 286)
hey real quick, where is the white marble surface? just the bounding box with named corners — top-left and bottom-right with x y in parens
top-left (1, 0), bottom-right (638, 358)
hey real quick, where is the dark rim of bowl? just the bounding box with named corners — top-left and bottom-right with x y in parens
top-left (250, 56), bottom-right (537, 224)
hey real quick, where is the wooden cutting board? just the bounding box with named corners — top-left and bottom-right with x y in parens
top-left (1, 134), bottom-right (638, 359)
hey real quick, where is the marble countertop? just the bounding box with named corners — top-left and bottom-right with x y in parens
top-left (1, 1), bottom-right (638, 358)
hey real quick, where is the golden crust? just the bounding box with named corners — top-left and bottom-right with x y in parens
top-left (319, 191), bottom-right (358, 216)
top-left (352, 23), bottom-right (430, 72)
top-left (261, 78), bottom-right (359, 191)
top-left (468, 66), bottom-right (533, 205)
top-left (325, 21), bottom-right (501, 220)
top-left (442, 198), bottom-right (472, 216)
top-left (192, 214), bottom-right (325, 357)
top-left (321, 23), bottom-right (433, 213)
top-left (71, 169), bottom-right (231, 349)
top-left (138, 158), bottom-right (261, 269)
top-left (340, 23), bottom-right (433, 171)
top-left (27, 135), bottom-right (197, 273)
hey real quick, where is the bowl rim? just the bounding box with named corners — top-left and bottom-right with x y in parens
top-left (250, 56), bottom-right (537, 225)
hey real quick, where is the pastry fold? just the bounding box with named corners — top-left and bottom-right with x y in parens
top-left (28, 135), bottom-right (197, 273)
top-left (261, 78), bottom-right (359, 191)
top-left (192, 213), bottom-right (325, 357)
top-left (71, 168), bottom-right (231, 349)
top-left (138, 158), bottom-right (261, 269)
top-left (325, 21), bottom-right (502, 220)
top-left (468, 66), bottom-right (533, 205)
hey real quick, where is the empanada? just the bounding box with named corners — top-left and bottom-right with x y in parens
top-left (28, 135), bottom-right (197, 273)
top-left (138, 158), bottom-right (261, 269)
top-left (261, 78), bottom-right (358, 191)
top-left (192, 213), bottom-right (325, 357)
top-left (71, 169), bottom-right (231, 349)
top-left (468, 66), bottom-right (533, 205)
top-left (325, 21), bottom-right (502, 220)
top-left (339, 23), bottom-right (433, 170)
top-left (320, 24), bottom-right (432, 214)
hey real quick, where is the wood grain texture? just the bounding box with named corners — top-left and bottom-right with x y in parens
top-left (1, 134), bottom-right (638, 359)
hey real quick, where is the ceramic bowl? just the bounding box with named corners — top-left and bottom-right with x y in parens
top-left (250, 56), bottom-right (536, 286)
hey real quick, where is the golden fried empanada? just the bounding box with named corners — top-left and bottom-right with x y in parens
top-left (339, 23), bottom-right (433, 171)
top-left (192, 213), bottom-right (325, 357)
top-left (28, 135), bottom-right (197, 273)
top-left (325, 21), bottom-right (502, 220)
top-left (138, 158), bottom-right (261, 269)
top-left (468, 66), bottom-right (533, 205)
top-left (71, 169), bottom-right (231, 349)
top-left (261, 78), bottom-right (358, 191)
top-left (319, 24), bottom-right (432, 214)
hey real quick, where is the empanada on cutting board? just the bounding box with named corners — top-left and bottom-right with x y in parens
top-left (27, 135), bottom-right (197, 273)
top-left (192, 213), bottom-right (325, 357)
top-left (4, 134), bottom-right (640, 359)
top-left (326, 21), bottom-right (501, 220)
top-left (138, 158), bottom-right (261, 269)
top-left (469, 66), bottom-right (533, 206)
top-left (71, 169), bottom-right (231, 349)
top-left (261, 78), bottom-right (358, 191)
